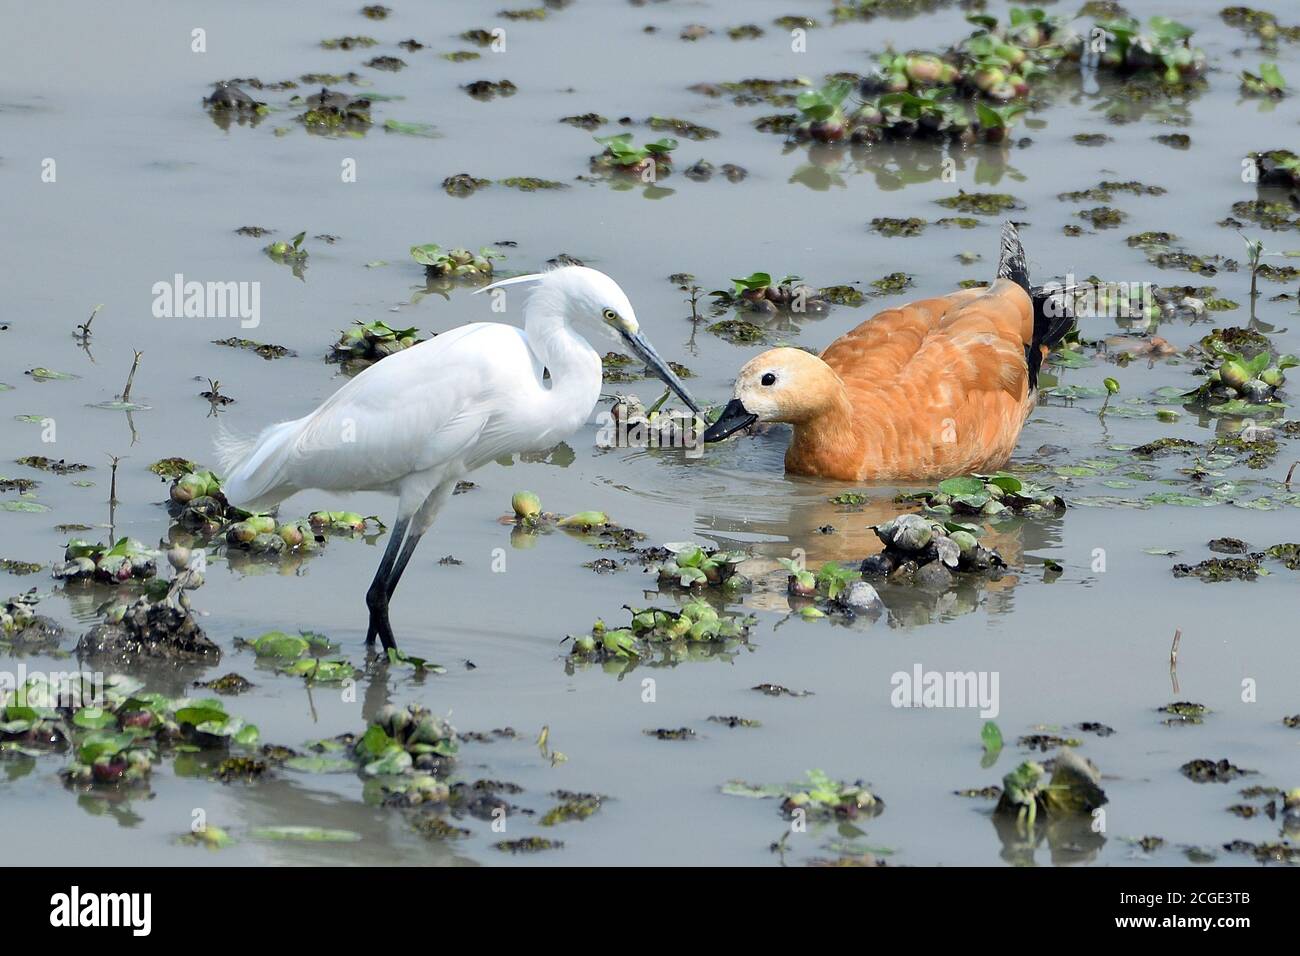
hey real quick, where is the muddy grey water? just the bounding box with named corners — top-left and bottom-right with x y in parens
top-left (2, 0), bottom-right (1298, 865)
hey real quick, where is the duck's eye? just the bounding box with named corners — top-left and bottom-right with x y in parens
top-left (761, 372), bottom-right (777, 387)
top-left (602, 308), bottom-right (618, 323)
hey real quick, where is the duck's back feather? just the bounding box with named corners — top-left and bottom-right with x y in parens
top-left (789, 280), bottom-right (1036, 481)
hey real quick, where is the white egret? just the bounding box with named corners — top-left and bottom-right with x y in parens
top-left (216, 266), bottom-right (700, 650)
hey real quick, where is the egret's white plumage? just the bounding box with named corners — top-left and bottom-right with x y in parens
top-left (216, 266), bottom-right (699, 650)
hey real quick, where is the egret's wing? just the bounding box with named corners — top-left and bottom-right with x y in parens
top-left (222, 324), bottom-right (535, 505)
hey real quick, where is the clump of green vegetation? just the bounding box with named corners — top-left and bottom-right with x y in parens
top-left (320, 35), bottom-right (377, 49)
top-left (16, 456), bottom-right (88, 475)
top-left (995, 750), bottom-right (1107, 828)
top-left (560, 112), bottom-right (606, 129)
top-left (870, 217), bottom-right (927, 237)
top-left (790, 79), bottom-right (855, 142)
top-left (0, 591), bottom-right (63, 647)
top-left (1095, 16), bottom-right (1206, 84)
top-left (307, 511), bottom-right (385, 536)
top-left (934, 191), bottom-right (1021, 215)
top-left (1241, 62), bottom-right (1287, 97)
top-left (540, 792), bottom-right (602, 825)
top-left (409, 244), bottom-right (502, 281)
top-left (723, 769), bottom-right (884, 821)
top-left (1159, 701), bottom-right (1208, 724)
top-left (365, 55), bottom-right (405, 72)
top-left (1078, 206), bottom-right (1126, 229)
top-left (264, 231), bottom-right (308, 264)
top-left (710, 273), bottom-right (831, 315)
top-left (647, 116), bottom-right (718, 140)
top-left (590, 134), bottom-right (678, 177)
top-left (498, 176), bottom-right (567, 191)
top-left (652, 542), bottom-right (748, 591)
top-left (1187, 332), bottom-right (1295, 416)
top-left (213, 337), bottom-right (296, 359)
top-left (899, 472), bottom-right (1065, 517)
top-left (566, 600), bottom-right (756, 665)
top-left (1222, 6), bottom-right (1300, 43)
top-left (860, 512), bottom-right (1007, 580)
top-left (203, 83), bottom-right (268, 120)
top-left (1180, 758), bottom-right (1254, 783)
top-left (330, 320), bottom-right (423, 369)
top-left (295, 88), bottom-right (372, 131)
top-left (707, 317), bottom-right (766, 344)
top-left (1172, 554), bottom-right (1264, 582)
top-left (870, 272), bottom-right (914, 295)
top-left (353, 703), bottom-right (458, 777)
top-left (818, 285), bottom-right (865, 305)
top-left (463, 79), bottom-right (517, 99)
top-left (1250, 149), bottom-right (1300, 189)
top-left (442, 173), bottom-right (491, 197)
top-left (225, 515), bottom-right (322, 557)
top-left (51, 537), bottom-right (157, 585)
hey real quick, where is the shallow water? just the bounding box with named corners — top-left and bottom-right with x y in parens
top-left (2, 0), bottom-right (1299, 866)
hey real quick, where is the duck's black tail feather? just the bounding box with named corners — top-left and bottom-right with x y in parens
top-left (997, 221), bottom-right (1031, 293)
top-left (998, 221), bottom-right (1075, 390)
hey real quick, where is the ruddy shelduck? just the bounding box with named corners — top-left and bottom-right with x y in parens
top-left (703, 223), bottom-right (1073, 481)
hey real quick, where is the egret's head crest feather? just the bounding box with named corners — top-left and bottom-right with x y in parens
top-left (473, 272), bottom-right (547, 295)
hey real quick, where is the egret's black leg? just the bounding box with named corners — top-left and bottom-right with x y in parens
top-left (365, 516), bottom-right (409, 651)
top-left (384, 529), bottom-right (425, 601)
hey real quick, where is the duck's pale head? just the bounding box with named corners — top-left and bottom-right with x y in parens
top-left (704, 347), bottom-right (842, 442)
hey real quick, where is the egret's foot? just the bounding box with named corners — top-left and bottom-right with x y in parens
top-left (364, 588), bottom-right (398, 651)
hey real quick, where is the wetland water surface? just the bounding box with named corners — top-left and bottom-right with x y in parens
top-left (2, 0), bottom-right (1299, 866)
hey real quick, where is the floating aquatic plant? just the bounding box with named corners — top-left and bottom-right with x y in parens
top-left (409, 244), bottom-right (502, 281)
top-left (566, 600), bottom-right (756, 669)
top-left (651, 542), bottom-right (748, 591)
top-left (723, 769), bottom-right (884, 821)
top-left (710, 273), bottom-right (831, 315)
top-left (51, 537), bottom-right (157, 585)
top-left (899, 472), bottom-right (1066, 517)
top-left (330, 320), bottom-right (423, 369)
top-left (590, 134), bottom-right (678, 177)
top-left (1241, 62), bottom-right (1287, 97)
top-left (995, 750), bottom-right (1107, 828)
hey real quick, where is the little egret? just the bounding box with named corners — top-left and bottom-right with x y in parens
top-left (216, 266), bottom-right (700, 650)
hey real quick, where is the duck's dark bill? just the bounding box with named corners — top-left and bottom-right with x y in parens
top-left (703, 398), bottom-right (758, 443)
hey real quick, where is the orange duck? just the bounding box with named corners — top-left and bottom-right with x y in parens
top-left (702, 222), bottom-right (1074, 481)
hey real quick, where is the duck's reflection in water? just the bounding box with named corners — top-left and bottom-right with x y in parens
top-left (695, 482), bottom-right (1064, 628)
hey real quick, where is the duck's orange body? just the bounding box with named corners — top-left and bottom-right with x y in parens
top-left (703, 223), bottom-right (1071, 482)
top-left (788, 280), bottom-right (1037, 481)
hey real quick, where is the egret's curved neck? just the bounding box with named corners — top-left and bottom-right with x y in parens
top-left (524, 302), bottom-right (603, 424)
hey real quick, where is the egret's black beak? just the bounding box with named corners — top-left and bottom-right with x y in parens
top-left (703, 398), bottom-right (758, 443)
top-left (621, 329), bottom-right (701, 415)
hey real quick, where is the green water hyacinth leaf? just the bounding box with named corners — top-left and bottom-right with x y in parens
top-left (382, 119), bottom-right (438, 137)
top-left (25, 368), bottom-right (78, 381)
top-left (678, 566), bottom-right (708, 587)
top-left (78, 731), bottom-right (137, 765)
top-left (357, 724), bottom-right (395, 760)
top-left (385, 647), bottom-right (445, 672)
top-left (250, 826), bottom-right (362, 843)
top-left (248, 631), bottom-right (310, 659)
top-left (364, 747), bottom-right (412, 776)
top-left (1144, 493), bottom-right (1217, 507)
top-left (938, 476), bottom-right (985, 497)
top-left (72, 707), bottom-right (117, 730)
top-left (281, 657), bottom-right (358, 682)
top-left (0, 501), bottom-right (50, 512)
top-left (981, 721), bottom-right (1004, 769)
top-left (284, 755), bottom-right (357, 774)
top-left (175, 704), bottom-right (228, 728)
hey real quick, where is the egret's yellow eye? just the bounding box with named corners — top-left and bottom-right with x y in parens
top-left (602, 308), bottom-right (618, 323)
